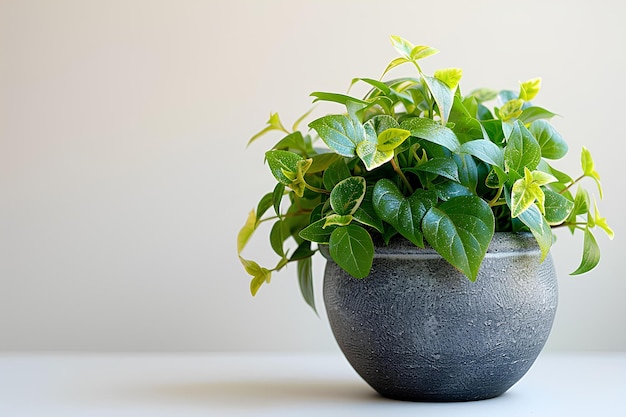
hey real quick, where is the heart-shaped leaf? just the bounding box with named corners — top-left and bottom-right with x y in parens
top-left (410, 157), bottom-right (460, 182)
top-left (265, 150), bottom-right (303, 186)
top-left (459, 139), bottom-right (504, 168)
top-left (299, 218), bottom-right (336, 244)
top-left (329, 225), bottom-right (374, 279)
top-left (543, 189), bottom-right (574, 225)
top-left (330, 177), bottom-right (366, 215)
top-left (422, 196), bottom-right (495, 281)
top-left (309, 115), bottom-right (364, 157)
top-left (400, 117), bottom-right (461, 151)
top-left (372, 179), bottom-right (437, 247)
top-left (504, 120), bottom-right (541, 174)
top-left (529, 120), bottom-right (568, 160)
top-left (356, 139), bottom-right (393, 171)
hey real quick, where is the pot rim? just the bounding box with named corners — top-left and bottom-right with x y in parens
top-left (319, 232), bottom-right (541, 260)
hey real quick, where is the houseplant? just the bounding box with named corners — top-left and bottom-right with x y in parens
top-left (236, 36), bottom-right (613, 401)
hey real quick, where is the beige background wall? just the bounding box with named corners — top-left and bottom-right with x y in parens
top-left (1, 0), bottom-right (624, 351)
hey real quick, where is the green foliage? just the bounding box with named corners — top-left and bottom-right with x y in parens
top-left (237, 35), bottom-right (613, 312)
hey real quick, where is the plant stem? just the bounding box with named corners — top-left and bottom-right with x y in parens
top-left (391, 156), bottom-right (414, 194)
top-left (488, 186), bottom-right (504, 207)
top-left (305, 182), bottom-right (330, 194)
top-left (559, 174), bottom-right (585, 195)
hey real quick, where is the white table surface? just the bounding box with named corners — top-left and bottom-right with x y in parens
top-left (0, 352), bottom-right (624, 417)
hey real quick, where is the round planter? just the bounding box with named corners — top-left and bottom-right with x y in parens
top-left (322, 232), bottom-right (558, 402)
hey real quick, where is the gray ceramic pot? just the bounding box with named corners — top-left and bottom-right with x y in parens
top-left (322, 232), bottom-right (558, 402)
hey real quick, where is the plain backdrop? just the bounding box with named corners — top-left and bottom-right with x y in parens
top-left (1, 0), bottom-right (624, 352)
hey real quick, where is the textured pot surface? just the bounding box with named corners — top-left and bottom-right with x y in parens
top-left (322, 233), bottom-right (558, 402)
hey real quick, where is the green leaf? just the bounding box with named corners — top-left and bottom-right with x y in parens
top-left (330, 177), bottom-right (366, 215)
top-left (400, 117), bottom-right (461, 151)
top-left (310, 91), bottom-right (369, 107)
top-left (453, 153), bottom-right (479, 193)
top-left (373, 179), bottom-right (438, 247)
top-left (309, 115), bottom-right (364, 157)
top-left (323, 158), bottom-right (351, 191)
top-left (448, 96), bottom-right (483, 143)
top-left (273, 131), bottom-right (306, 153)
top-left (519, 77), bottom-right (542, 101)
top-left (255, 193), bottom-right (274, 223)
top-left (486, 166), bottom-right (508, 189)
top-left (529, 120), bottom-right (568, 160)
top-left (352, 207), bottom-right (384, 233)
top-left (297, 257), bottom-right (317, 314)
top-left (411, 157), bottom-right (460, 182)
top-left (237, 210), bottom-right (257, 254)
top-left (422, 196), bottom-right (495, 281)
top-left (272, 183), bottom-right (285, 217)
top-left (570, 228), bottom-right (601, 275)
top-left (269, 220), bottom-right (286, 257)
top-left (544, 189), bottom-right (574, 225)
top-left (329, 225), bottom-right (374, 279)
top-left (504, 120), bottom-right (541, 174)
top-left (468, 88), bottom-right (498, 103)
top-left (290, 240), bottom-right (315, 261)
top-left (265, 150), bottom-right (303, 186)
top-left (518, 106), bottom-right (557, 124)
top-left (365, 115), bottom-right (400, 134)
top-left (434, 67), bottom-right (463, 90)
top-left (459, 139), bottom-right (505, 168)
top-left (308, 153), bottom-right (342, 174)
top-left (351, 77), bottom-right (392, 96)
top-left (423, 75), bottom-right (455, 124)
top-left (299, 218), bottom-right (335, 244)
top-left (517, 205), bottom-right (553, 261)
top-left (432, 181), bottom-right (473, 200)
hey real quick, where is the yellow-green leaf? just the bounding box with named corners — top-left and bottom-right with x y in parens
top-left (410, 45), bottom-right (439, 61)
top-left (511, 167), bottom-right (546, 217)
top-left (381, 56), bottom-right (410, 79)
top-left (356, 140), bottom-right (394, 171)
top-left (593, 198), bottom-right (614, 239)
top-left (390, 35), bottom-right (414, 59)
top-left (376, 128), bottom-right (411, 152)
top-left (434, 68), bottom-right (463, 90)
top-left (499, 99), bottom-right (525, 121)
top-left (323, 214), bottom-right (353, 228)
top-left (519, 77), bottom-right (542, 101)
top-left (239, 256), bottom-right (272, 296)
top-left (247, 112), bottom-right (288, 147)
top-left (237, 210), bottom-right (257, 254)
top-left (581, 146), bottom-right (603, 198)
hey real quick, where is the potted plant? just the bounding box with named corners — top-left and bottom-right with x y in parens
top-left (236, 36), bottom-right (613, 401)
